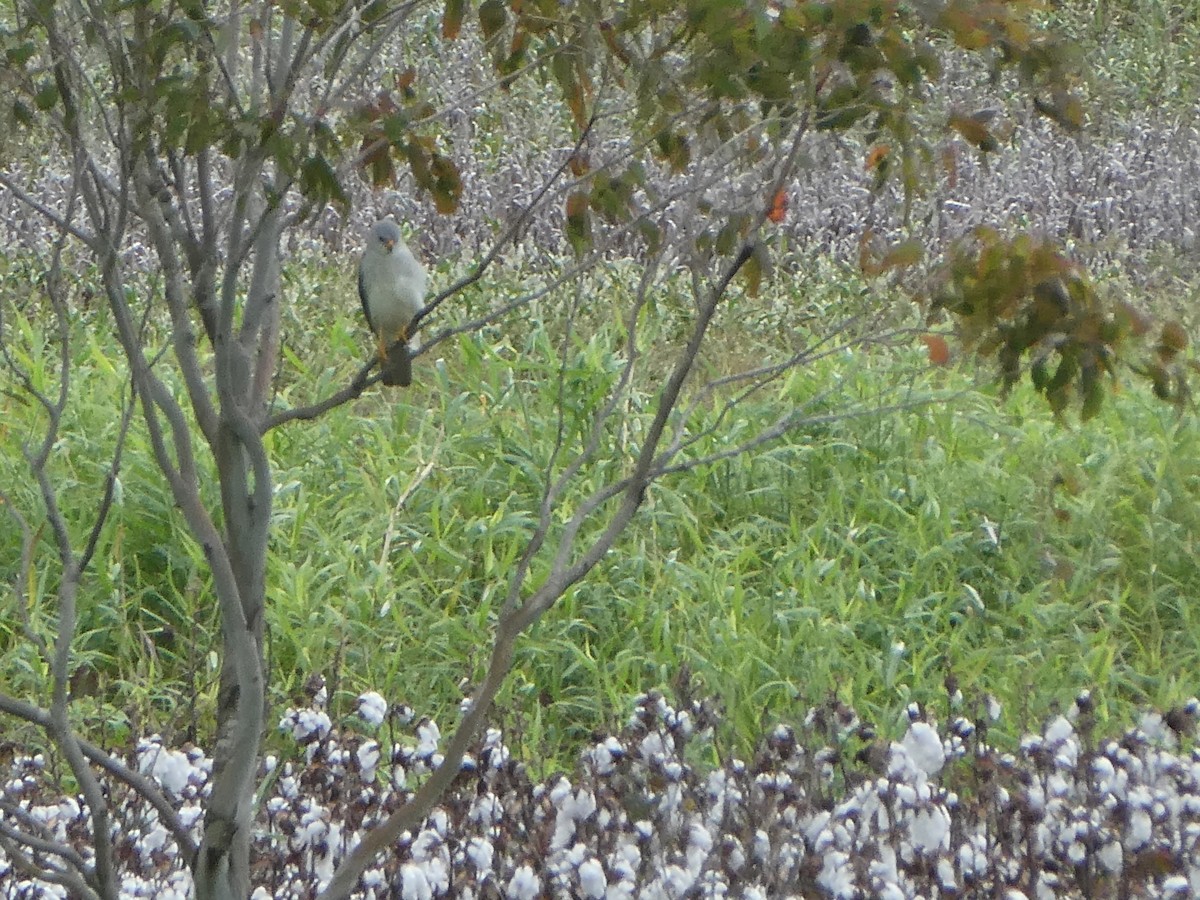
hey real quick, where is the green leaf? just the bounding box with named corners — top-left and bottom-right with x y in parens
top-left (429, 152), bottom-right (462, 214)
top-left (565, 191), bottom-right (590, 256)
top-left (12, 100), bottom-right (33, 126)
top-left (443, 0), bottom-right (466, 40)
top-left (34, 81), bottom-right (59, 111)
top-left (299, 154), bottom-right (348, 212)
top-left (479, 0), bottom-right (506, 42)
top-left (5, 41), bottom-right (36, 67)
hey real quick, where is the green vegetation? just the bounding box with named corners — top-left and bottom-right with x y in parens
top-left (4, 256), bottom-right (1197, 769)
top-left (1055, 0), bottom-right (1200, 116)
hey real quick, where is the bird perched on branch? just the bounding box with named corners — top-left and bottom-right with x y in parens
top-left (358, 219), bottom-right (427, 387)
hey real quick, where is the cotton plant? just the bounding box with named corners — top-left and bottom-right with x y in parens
top-left (3, 686), bottom-right (1200, 898)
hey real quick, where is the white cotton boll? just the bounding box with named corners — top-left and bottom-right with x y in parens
top-left (661, 864), bottom-right (695, 896)
top-left (902, 722), bottom-right (945, 777)
top-left (578, 858), bottom-right (606, 899)
top-left (1043, 715), bottom-right (1074, 745)
top-left (425, 857), bottom-right (450, 895)
top-left (869, 846), bottom-right (898, 883)
top-left (817, 850), bottom-right (855, 898)
top-left (363, 869), bottom-right (386, 888)
top-left (358, 740), bottom-right (381, 780)
top-left (550, 776), bottom-right (572, 806)
top-left (753, 829), bottom-right (771, 861)
top-left (357, 691), bottom-right (388, 726)
top-left (140, 746), bottom-right (194, 796)
top-left (1139, 712), bottom-right (1173, 747)
top-left (506, 865), bottom-right (540, 900)
top-left (466, 837), bottom-right (494, 873)
top-left (805, 811), bottom-right (832, 846)
top-left (937, 857), bottom-right (957, 890)
top-left (724, 837), bottom-right (746, 872)
top-left (893, 783), bottom-right (918, 807)
top-left (140, 823), bottom-right (169, 854)
top-left (428, 807), bottom-right (450, 836)
top-left (1097, 840), bottom-right (1122, 873)
top-left (912, 806), bottom-right (950, 854)
top-left (470, 792), bottom-right (503, 826)
top-left (1126, 809), bottom-right (1152, 850)
top-left (411, 828), bottom-right (442, 862)
top-left (1163, 876), bottom-right (1190, 896)
top-left (566, 788), bottom-right (597, 822)
top-left (399, 863), bottom-right (433, 900)
top-left (639, 731), bottom-right (670, 760)
top-left (551, 810), bottom-right (577, 852)
top-left (589, 736), bottom-right (624, 775)
top-left (605, 880), bottom-right (634, 900)
top-left (986, 695), bottom-right (1003, 721)
top-left (416, 720), bottom-right (441, 757)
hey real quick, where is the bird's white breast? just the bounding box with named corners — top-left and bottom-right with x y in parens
top-left (363, 241), bottom-right (427, 341)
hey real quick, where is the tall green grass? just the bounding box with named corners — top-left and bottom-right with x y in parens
top-left (2, 257), bottom-right (1198, 769)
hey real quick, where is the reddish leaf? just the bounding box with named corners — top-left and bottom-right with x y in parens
top-left (922, 334), bottom-right (950, 366)
top-left (1034, 91), bottom-right (1084, 131)
top-left (567, 151), bottom-right (590, 177)
top-left (359, 132), bottom-right (395, 187)
top-left (864, 144), bottom-right (891, 171)
top-left (941, 144), bottom-right (959, 189)
top-left (948, 111), bottom-right (999, 152)
top-left (599, 20), bottom-right (631, 65)
top-left (766, 188), bottom-right (788, 224)
top-left (442, 0), bottom-right (465, 40)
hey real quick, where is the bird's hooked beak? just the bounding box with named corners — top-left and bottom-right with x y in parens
top-left (381, 237), bottom-right (395, 252)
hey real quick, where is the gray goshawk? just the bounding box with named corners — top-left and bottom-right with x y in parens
top-left (358, 219), bottom-right (427, 387)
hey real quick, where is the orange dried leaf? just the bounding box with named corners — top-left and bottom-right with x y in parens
top-left (766, 188), bottom-right (787, 224)
top-left (922, 334), bottom-right (951, 366)
top-left (864, 144), bottom-right (891, 171)
top-left (568, 152), bottom-right (590, 177)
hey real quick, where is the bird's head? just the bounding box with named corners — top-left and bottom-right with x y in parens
top-left (371, 220), bottom-right (403, 254)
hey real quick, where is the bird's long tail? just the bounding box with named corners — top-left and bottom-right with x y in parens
top-left (381, 339), bottom-right (413, 387)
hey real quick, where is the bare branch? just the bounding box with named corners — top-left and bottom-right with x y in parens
top-left (263, 362), bottom-right (377, 430)
top-left (0, 800), bottom-right (93, 878)
top-left (0, 692), bottom-right (199, 859)
top-left (319, 240), bottom-right (754, 900)
top-left (0, 830), bottom-right (101, 900)
top-left (136, 165), bottom-right (220, 446)
top-left (0, 173), bottom-right (99, 248)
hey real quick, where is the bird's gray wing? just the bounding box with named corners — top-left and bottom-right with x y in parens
top-left (357, 261), bottom-right (375, 333)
